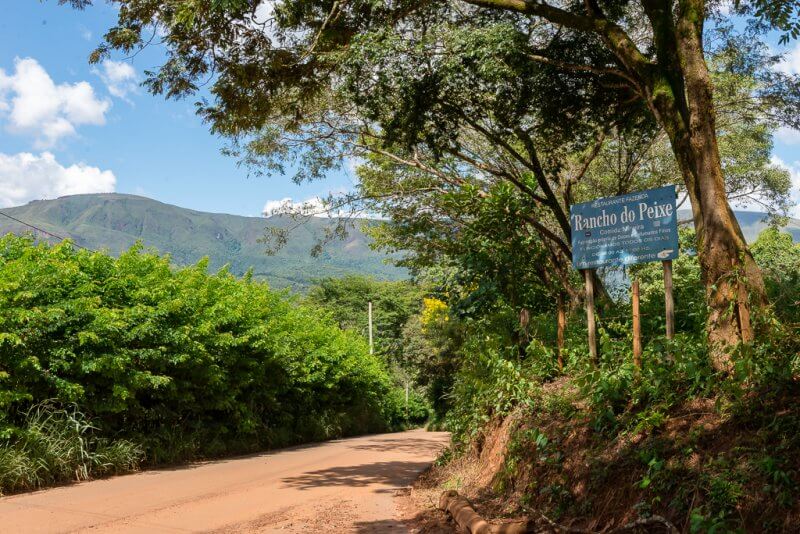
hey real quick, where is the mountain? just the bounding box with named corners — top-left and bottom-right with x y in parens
top-left (0, 194), bottom-right (407, 290)
top-left (724, 210), bottom-right (800, 242)
top-left (677, 209), bottom-right (800, 242)
top-left (0, 195), bottom-right (796, 290)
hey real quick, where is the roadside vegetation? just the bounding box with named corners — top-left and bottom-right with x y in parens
top-left (0, 236), bottom-right (407, 493)
top-left (45, 0), bottom-right (800, 529)
top-left (307, 275), bottom-right (432, 424)
top-left (405, 226), bottom-right (800, 531)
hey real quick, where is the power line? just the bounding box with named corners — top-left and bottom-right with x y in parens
top-left (0, 210), bottom-right (92, 251)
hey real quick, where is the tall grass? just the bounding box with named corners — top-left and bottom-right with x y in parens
top-left (0, 403), bottom-right (143, 494)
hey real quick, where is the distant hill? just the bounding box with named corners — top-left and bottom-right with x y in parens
top-left (0, 194), bottom-right (406, 290)
top-left (0, 195), bottom-right (796, 290)
top-left (677, 209), bottom-right (800, 242)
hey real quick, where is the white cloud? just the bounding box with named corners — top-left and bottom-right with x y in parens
top-left (262, 193), bottom-right (386, 220)
top-left (770, 155), bottom-right (800, 217)
top-left (93, 60), bottom-right (138, 101)
top-left (263, 197), bottom-right (292, 215)
top-left (715, 0), bottom-right (734, 16)
top-left (776, 41), bottom-right (800, 75)
top-left (263, 196), bottom-right (331, 217)
top-left (775, 126), bottom-right (800, 145)
top-left (253, 1), bottom-right (278, 42)
top-left (0, 152), bottom-right (116, 208)
top-left (254, 1), bottom-right (275, 23)
top-left (0, 58), bottom-right (110, 148)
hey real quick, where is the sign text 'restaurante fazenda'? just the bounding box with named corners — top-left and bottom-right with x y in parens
top-left (570, 185), bottom-right (679, 270)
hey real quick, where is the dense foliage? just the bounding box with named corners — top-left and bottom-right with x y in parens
top-left (426, 227), bottom-right (800, 530)
top-left (438, 227), bottom-right (799, 442)
top-left (308, 275), bottom-right (421, 365)
top-left (307, 275), bottom-right (431, 424)
top-left (65, 0), bottom-right (800, 355)
top-left (0, 235), bottom-right (406, 491)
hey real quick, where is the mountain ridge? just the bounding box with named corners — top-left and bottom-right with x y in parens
top-left (0, 193), bottom-right (407, 289)
top-left (0, 194), bottom-right (797, 289)
top-left (677, 209), bottom-right (800, 243)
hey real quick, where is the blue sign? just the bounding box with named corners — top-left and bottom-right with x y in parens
top-left (570, 186), bottom-right (679, 269)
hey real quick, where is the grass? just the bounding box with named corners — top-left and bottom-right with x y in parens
top-left (0, 403), bottom-right (143, 494)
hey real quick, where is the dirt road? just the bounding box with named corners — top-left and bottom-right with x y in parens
top-left (0, 429), bottom-right (450, 533)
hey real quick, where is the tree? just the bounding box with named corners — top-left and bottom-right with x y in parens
top-left (361, 157), bottom-right (579, 359)
top-left (449, 0), bottom-right (798, 362)
top-left (307, 275), bottom-right (422, 368)
top-left (750, 227), bottom-right (800, 324)
top-left (408, 0), bottom-right (799, 363)
top-left (579, 29), bottom-right (794, 216)
top-left (65, 0), bottom-right (800, 367)
top-left (352, 24), bottom-right (792, 366)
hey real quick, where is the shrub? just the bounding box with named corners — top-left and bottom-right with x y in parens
top-left (446, 333), bottom-right (536, 446)
top-left (0, 235), bottom-right (404, 480)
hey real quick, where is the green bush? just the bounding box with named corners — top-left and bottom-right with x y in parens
top-left (751, 227), bottom-right (800, 325)
top-left (441, 224), bottom-right (800, 439)
top-left (0, 235), bottom-right (404, 479)
top-left (446, 333), bottom-right (536, 446)
top-left (573, 334), bottom-right (716, 432)
top-left (0, 402), bottom-right (143, 493)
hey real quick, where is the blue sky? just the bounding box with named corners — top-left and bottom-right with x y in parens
top-left (0, 1), bottom-right (355, 217)
top-left (0, 2), bottom-right (798, 217)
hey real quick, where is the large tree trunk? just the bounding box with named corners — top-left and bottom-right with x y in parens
top-left (645, 5), bottom-right (766, 370)
top-left (463, 0), bottom-right (768, 370)
top-left (683, 125), bottom-right (764, 363)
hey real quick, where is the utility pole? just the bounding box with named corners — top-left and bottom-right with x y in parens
top-left (368, 301), bottom-right (374, 355)
top-left (405, 379), bottom-right (409, 421)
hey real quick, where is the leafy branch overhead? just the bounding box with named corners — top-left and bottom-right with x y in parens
top-left (66, 0), bottom-right (800, 359)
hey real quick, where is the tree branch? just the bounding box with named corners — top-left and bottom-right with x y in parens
top-left (445, 148), bottom-right (550, 205)
top-left (462, 0), bottom-right (653, 78)
top-left (513, 127), bottom-right (573, 240)
top-left (525, 53), bottom-right (641, 89)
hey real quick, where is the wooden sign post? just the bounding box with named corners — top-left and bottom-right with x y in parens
top-left (632, 278), bottom-right (642, 369)
top-left (556, 292), bottom-right (566, 372)
top-left (583, 270), bottom-right (598, 364)
top-left (662, 260), bottom-right (674, 340)
top-left (570, 186), bottom-right (680, 366)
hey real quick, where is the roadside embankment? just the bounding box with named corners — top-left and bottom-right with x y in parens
top-left (412, 378), bottom-right (800, 532)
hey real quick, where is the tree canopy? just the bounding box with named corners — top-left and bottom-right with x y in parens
top-left (65, 0), bottom-right (800, 364)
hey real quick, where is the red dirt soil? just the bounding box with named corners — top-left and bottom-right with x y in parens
top-left (0, 429), bottom-right (450, 533)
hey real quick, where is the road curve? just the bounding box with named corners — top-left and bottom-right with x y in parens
top-left (0, 429), bottom-right (450, 533)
